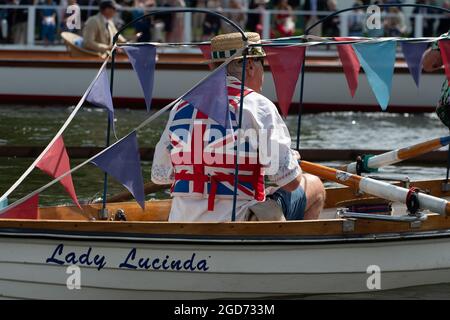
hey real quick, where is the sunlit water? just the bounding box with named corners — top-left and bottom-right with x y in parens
top-left (1, 105), bottom-right (450, 299)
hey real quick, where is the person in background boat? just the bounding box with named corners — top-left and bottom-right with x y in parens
top-left (274, 0), bottom-right (295, 38)
top-left (322, 0), bottom-right (339, 37)
top-left (410, 0), bottom-right (436, 37)
top-left (423, 30), bottom-right (450, 128)
top-left (151, 32), bottom-right (326, 222)
top-left (348, 0), bottom-right (365, 37)
top-left (223, 0), bottom-right (246, 34)
top-left (39, 0), bottom-right (57, 45)
top-left (82, 0), bottom-right (126, 54)
top-left (437, 1), bottom-right (450, 35)
top-left (201, 0), bottom-right (222, 40)
top-left (10, 0), bottom-right (34, 44)
top-left (383, 5), bottom-right (407, 37)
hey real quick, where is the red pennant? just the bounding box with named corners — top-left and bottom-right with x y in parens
top-left (199, 44), bottom-right (213, 70)
top-left (439, 40), bottom-right (450, 83)
top-left (335, 37), bottom-right (361, 97)
top-left (0, 194), bottom-right (39, 219)
top-left (265, 46), bottom-right (306, 117)
top-left (36, 136), bottom-right (81, 208)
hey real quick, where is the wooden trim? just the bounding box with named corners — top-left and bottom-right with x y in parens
top-left (0, 179), bottom-right (443, 239)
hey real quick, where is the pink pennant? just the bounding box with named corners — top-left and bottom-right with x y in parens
top-left (439, 40), bottom-right (450, 83)
top-left (199, 44), bottom-right (213, 70)
top-left (36, 136), bottom-right (81, 208)
top-left (265, 46), bottom-right (306, 117)
top-left (335, 37), bottom-right (361, 97)
top-left (0, 194), bottom-right (39, 219)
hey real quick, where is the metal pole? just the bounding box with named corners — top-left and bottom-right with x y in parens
top-left (27, 6), bottom-right (35, 46)
top-left (100, 49), bottom-right (115, 218)
top-left (231, 51), bottom-right (248, 222)
top-left (296, 42), bottom-right (307, 151)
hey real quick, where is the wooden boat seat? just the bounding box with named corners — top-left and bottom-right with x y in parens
top-left (61, 32), bottom-right (107, 59)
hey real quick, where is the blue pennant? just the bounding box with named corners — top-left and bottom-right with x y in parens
top-left (86, 68), bottom-right (116, 131)
top-left (353, 41), bottom-right (397, 111)
top-left (123, 45), bottom-right (157, 112)
top-left (182, 66), bottom-right (230, 128)
top-left (401, 42), bottom-right (428, 87)
top-left (91, 131), bottom-right (145, 209)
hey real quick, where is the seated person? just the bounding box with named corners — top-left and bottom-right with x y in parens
top-left (423, 30), bottom-right (450, 128)
top-left (82, 0), bottom-right (126, 54)
top-left (151, 32), bottom-right (325, 222)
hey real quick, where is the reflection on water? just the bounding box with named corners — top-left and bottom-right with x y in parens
top-left (0, 106), bottom-right (449, 205)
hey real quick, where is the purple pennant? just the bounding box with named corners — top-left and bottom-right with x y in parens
top-left (123, 45), bottom-right (157, 112)
top-left (401, 42), bottom-right (428, 87)
top-left (86, 68), bottom-right (115, 132)
top-left (182, 66), bottom-right (230, 128)
top-left (91, 131), bottom-right (145, 209)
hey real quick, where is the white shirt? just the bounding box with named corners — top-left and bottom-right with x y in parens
top-left (151, 76), bottom-right (301, 222)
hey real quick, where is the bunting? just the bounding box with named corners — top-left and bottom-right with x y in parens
top-left (91, 132), bottom-right (145, 209)
top-left (123, 45), bottom-right (157, 112)
top-left (335, 37), bottom-right (361, 97)
top-left (0, 194), bottom-right (39, 219)
top-left (401, 42), bottom-right (428, 87)
top-left (182, 65), bottom-right (230, 128)
top-left (86, 68), bottom-right (115, 131)
top-left (265, 46), bottom-right (306, 116)
top-left (438, 40), bottom-right (450, 83)
top-left (36, 136), bottom-right (80, 208)
top-left (199, 44), bottom-right (213, 70)
top-left (353, 41), bottom-right (397, 111)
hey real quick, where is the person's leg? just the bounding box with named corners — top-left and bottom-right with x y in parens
top-left (271, 186), bottom-right (307, 220)
top-left (301, 173), bottom-right (326, 220)
top-left (272, 173), bottom-right (325, 220)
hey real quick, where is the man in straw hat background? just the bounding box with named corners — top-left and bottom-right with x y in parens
top-left (151, 32), bottom-right (325, 222)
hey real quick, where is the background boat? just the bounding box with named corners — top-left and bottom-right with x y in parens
top-left (0, 48), bottom-right (443, 113)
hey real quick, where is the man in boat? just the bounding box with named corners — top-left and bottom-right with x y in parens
top-left (151, 32), bottom-right (325, 222)
top-left (423, 32), bottom-right (450, 129)
top-left (82, 0), bottom-right (126, 54)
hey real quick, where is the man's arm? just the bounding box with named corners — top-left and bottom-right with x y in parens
top-left (151, 108), bottom-right (176, 185)
top-left (423, 47), bottom-right (443, 72)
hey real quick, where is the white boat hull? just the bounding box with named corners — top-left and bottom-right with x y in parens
top-left (2, 232), bottom-right (450, 299)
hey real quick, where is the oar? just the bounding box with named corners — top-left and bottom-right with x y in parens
top-left (301, 160), bottom-right (450, 215)
top-left (341, 135), bottom-right (450, 173)
top-left (96, 181), bottom-right (170, 204)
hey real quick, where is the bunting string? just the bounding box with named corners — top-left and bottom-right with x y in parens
top-left (0, 46), bottom-right (245, 216)
top-left (0, 53), bottom-right (112, 204)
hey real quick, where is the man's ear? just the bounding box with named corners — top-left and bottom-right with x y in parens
top-left (246, 59), bottom-right (255, 77)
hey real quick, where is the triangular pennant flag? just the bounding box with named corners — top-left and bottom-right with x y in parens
top-left (335, 37), bottom-right (361, 97)
top-left (353, 41), bottom-right (396, 111)
top-left (0, 194), bottom-right (39, 219)
top-left (91, 131), bottom-right (145, 209)
top-left (123, 45), bottom-right (157, 112)
top-left (401, 42), bottom-right (428, 87)
top-left (182, 66), bottom-right (229, 128)
top-left (36, 136), bottom-right (81, 208)
top-left (199, 44), bottom-right (213, 70)
top-left (438, 40), bottom-right (450, 83)
top-left (86, 68), bottom-right (115, 131)
top-left (265, 46), bottom-right (306, 116)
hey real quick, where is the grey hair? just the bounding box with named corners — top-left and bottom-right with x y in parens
top-left (226, 60), bottom-right (244, 80)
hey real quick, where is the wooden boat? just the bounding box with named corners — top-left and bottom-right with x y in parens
top-left (0, 177), bottom-right (450, 299)
top-left (0, 47), bottom-right (444, 113)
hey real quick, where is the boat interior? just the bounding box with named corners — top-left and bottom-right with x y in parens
top-left (0, 178), bottom-right (444, 239)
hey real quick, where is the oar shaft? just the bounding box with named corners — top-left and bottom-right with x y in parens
top-left (344, 136), bottom-right (450, 173)
top-left (301, 160), bottom-right (450, 215)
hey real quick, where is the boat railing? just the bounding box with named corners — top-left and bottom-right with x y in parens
top-left (0, 4), bottom-right (449, 49)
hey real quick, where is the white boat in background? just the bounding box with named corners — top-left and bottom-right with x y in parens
top-left (0, 48), bottom-right (443, 113)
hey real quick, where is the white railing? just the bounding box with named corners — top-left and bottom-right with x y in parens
top-left (0, 4), bottom-right (448, 47)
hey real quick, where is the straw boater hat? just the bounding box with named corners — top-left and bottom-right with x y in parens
top-left (209, 32), bottom-right (266, 62)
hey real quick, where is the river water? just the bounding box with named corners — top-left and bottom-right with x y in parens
top-left (1, 105), bottom-right (450, 299)
top-left (0, 105), bottom-right (449, 205)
